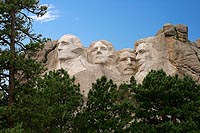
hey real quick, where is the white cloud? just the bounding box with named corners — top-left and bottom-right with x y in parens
top-left (30, 4), bottom-right (60, 23)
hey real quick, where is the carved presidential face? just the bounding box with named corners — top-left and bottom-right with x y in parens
top-left (57, 35), bottom-right (83, 60)
top-left (135, 43), bottom-right (152, 68)
top-left (117, 50), bottom-right (137, 75)
top-left (88, 41), bottom-right (111, 64)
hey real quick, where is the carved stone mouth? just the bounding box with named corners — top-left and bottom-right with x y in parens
top-left (124, 67), bottom-right (134, 71)
top-left (58, 53), bottom-right (66, 56)
top-left (138, 61), bottom-right (143, 66)
top-left (95, 55), bottom-right (104, 58)
top-left (72, 51), bottom-right (78, 54)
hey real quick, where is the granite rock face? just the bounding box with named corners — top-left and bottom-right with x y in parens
top-left (36, 23), bottom-right (200, 96)
top-left (135, 23), bottom-right (200, 83)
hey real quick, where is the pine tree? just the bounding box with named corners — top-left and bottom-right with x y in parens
top-left (0, 0), bottom-right (47, 129)
top-left (130, 70), bottom-right (200, 132)
top-left (114, 76), bottom-right (138, 131)
top-left (13, 69), bottom-right (83, 132)
top-left (38, 69), bottom-right (83, 132)
top-left (74, 76), bottom-right (139, 132)
top-left (74, 76), bottom-right (118, 132)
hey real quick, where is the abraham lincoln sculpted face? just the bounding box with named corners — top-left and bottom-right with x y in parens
top-left (135, 42), bottom-right (153, 71)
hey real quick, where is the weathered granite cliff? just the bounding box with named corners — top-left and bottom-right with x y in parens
top-left (36, 23), bottom-right (200, 96)
top-left (134, 23), bottom-right (200, 83)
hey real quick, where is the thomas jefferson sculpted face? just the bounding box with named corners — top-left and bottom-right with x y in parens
top-left (117, 49), bottom-right (137, 75)
top-left (57, 34), bottom-right (83, 61)
top-left (88, 40), bottom-right (115, 64)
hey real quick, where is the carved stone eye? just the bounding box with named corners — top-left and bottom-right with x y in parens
top-left (139, 49), bottom-right (145, 54)
top-left (100, 47), bottom-right (107, 51)
top-left (62, 41), bottom-right (69, 45)
top-left (120, 58), bottom-right (127, 61)
top-left (130, 57), bottom-right (136, 61)
top-left (91, 47), bottom-right (98, 52)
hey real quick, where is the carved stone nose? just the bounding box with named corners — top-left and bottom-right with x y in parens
top-left (127, 61), bottom-right (132, 65)
top-left (97, 51), bottom-right (102, 54)
top-left (57, 44), bottom-right (62, 51)
top-left (57, 46), bottom-right (62, 51)
top-left (127, 58), bottom-right (132, 65)
top-left (136, 56), bottom-right (140, 61)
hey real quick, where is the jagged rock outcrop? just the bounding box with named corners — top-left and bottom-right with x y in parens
top-left (135, 23), bottom-right (200, 83)
top-left (35, 40), bottom-right (57, 63)
top-left (35, 40), bottom-right (58, 71)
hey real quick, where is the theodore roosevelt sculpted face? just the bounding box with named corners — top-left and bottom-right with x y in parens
top-left (117, 49), bottom-right (137, 75)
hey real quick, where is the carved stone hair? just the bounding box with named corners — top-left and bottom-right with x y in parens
top-left (87, 40), bottom-right (114, 53)
top-left (87, 40), bottom-right (117, 64)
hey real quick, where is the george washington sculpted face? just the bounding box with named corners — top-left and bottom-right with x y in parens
top-left (57, 34), bottom-right (83, 61)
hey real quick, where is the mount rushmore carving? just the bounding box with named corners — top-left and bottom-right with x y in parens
top-left (36, 23), bottom-right (200, 96)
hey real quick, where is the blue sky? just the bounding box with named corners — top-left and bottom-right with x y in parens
top-left (32, 0), bottom-right (200, 50)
